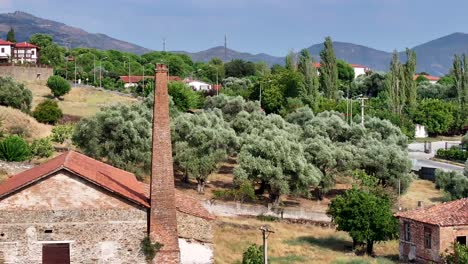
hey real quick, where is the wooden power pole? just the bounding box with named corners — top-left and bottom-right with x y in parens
top-left (260, 225), bottom-right (274, 264)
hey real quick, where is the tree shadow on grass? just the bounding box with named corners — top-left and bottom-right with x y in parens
top-left (285, 235), bottom-right (353, 252)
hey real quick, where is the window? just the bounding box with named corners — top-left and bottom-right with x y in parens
top-left (404, 222), bottom-right (411, 241)
top-left (457, 236), bottom-right (467, 245)
top-left (424, 227), bottom-right (432, 249)
top-left (31, 50), bottom-right (35, 55)
top-left (1, 48), bottom-right (4, 53)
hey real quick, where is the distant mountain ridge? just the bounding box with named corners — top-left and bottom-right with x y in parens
top-left (0, 11), bottom-right (150, 54)
top-left (1, 11), bottom-right (468, 76)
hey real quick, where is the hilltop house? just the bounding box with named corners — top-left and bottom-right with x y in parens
top-left (0, 40), bottom-right (40, 64)
top-left (395, 199), bottom-right (468, 263)
top-left (0, 40), bottom-right (14, 63)
top-left (414, 74), bottom-right (440, 84)
top-left (0, 64), bottom-right (214, 264)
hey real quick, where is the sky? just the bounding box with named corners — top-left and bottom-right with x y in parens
top-left (1, 0), bottom-right (467, 56)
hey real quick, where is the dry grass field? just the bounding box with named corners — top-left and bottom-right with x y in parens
top-left (25, 81), bottom-right (138, 117)
top-left (399, 179), bottom-right (445, 210)
top-left (214, 216), bottom-right (398, 264)
top-left (0, 105), bottom-right (53, 140)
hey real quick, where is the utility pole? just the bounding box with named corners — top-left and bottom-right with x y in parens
top-left (398, 178), bottom-right (401, 211)
top-left (93, 54), bottom-right (96, 85)
top-left (260, 225), bottom-right (274, 264)
top-left (357, 96), bottom-right (368, 126)
top-left (74, 57), bottom-right (76, 86)
top-left (224, 34), bottom-right (227, 61)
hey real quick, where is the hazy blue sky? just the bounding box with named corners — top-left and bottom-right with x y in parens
top-left (1, 0), bottom-right (467, 56)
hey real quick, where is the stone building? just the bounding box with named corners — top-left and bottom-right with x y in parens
top-left (0, 64), bottom-right (214, 264)
top-left (396, 198), bottom-right (468, 263)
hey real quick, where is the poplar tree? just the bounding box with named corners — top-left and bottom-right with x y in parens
top-left (285, 50), bottom-right (296, 71)
top-left (452, 55), bottom-right (463, 108)
top-left (319, 37), bottom-right (339, 100)
top-left (6, 27), bottom-right (16, 43)
top-left (403, 48), bottom-right (417, 114)
top-left (385, 51), bottom-right (406, 116)
top-left (297, 49), bottom-right (319, 110)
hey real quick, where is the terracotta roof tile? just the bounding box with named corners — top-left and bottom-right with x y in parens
top-left (0, 151), bottom-right (215, 220)
top-left (0, 39), bottom-right (14, 45)
top-left (139, 182), bottom-right (215, 220)
top-left (14, 42), bottom-right (38, 49)
top-left (395, 198), bottom-right (468, 226)
top-left (413, 74), bottom-right (440, 81)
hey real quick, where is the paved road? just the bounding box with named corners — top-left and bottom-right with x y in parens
top-left (408, 141), bottom-right (464, 172)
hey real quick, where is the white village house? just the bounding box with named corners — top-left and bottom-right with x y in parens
top-left (314, 62), bottom-right (370, 78)
top-left (0, 40), bottom-right (40, 64)
top-left (186, 80), bottom-right (212, 91)
top-left (0, 40), bottom-right (14, 63)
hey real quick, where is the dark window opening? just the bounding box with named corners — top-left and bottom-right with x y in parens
top-left (457, 236), bottom-right (467, 245)
top-left (44, 230), bottom-right (53, 234)
top-left (1, 48), bottom-right (4, 53)
top-left (404, 222), bottom-right (411, 241)
top-left (0, 233), bottom-right (4, 237)
top-left (424, 227), bottom-right (432, 249)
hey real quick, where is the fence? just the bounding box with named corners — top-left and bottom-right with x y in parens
top-left (202, 200), bottom-right (331, 223)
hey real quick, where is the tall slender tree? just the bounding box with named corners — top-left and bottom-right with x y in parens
top-left (285, 50), bottom-right (296, 71)
top-left (403, 48), bottom-right (417, 114)
top-left (6, 27), bottom-right (16, 43)
top-left (462, 55), bottom-right (468, 113)
top-left (385, 51), bottom-right (406, 116)
top-left (452, 55), bottom-right (463, 108)
top-left (319, 37), bottom-right (339, 100)
top-left (297, 49), bottom-right (319, 110)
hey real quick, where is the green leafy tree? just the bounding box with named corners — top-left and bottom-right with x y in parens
top-left (51, 124), bottom-right (74, 144)
top-left (319, 37), bottom-right (339, 100)
top-left (327, 186), bottom-right (398, 255)
top-left (435, 169), bottom-right (468, 200)
top-left (413, 99), bottom-right (455, 135)
top-left (242, 244), bottom-right (263, 264)
top-left (47, 75), bottom-right (71, 98)
top-left (337, 60), bottom-right (355, 84)
top-left (168, 81), bottom-right (203, 111)
top-left (225, 59), bottom-right (256, 78)
top-left (352, 72), bottom-right (386, 97)
top-left (463, 132), bottom-right (468, 148)
top-left (385, 51), bottom-right (406, 116)
top-left (0, 77), bottom-right (32, 112)
top-left (297, 49), bottom-right (320, 110)
top-left (442, 242), bottom-right (468, 264)
top-left (285, 50), bottom-right (296, 71)
top-left (172, 111), bottom-right (238, 193)
top-left (0, 135), bottom-right (31, 162)
top-left (6, 27), bottom-right (16, 43)
top-left (33, 100), bottom-right (63, 124)
top-left (403, 49), bottom-right (417, 114)
top-left (31, 138), bottom-right (54, 158)
top-left (29, 34), bottom-right (65, 66)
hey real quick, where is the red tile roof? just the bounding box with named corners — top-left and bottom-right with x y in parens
top-left (0, 151), bottom-right (214, 220)
top-left (413, 74), bottom-right (440, 82)
top-left (14, 42), bottom-right (38, 49)
top-left (0, 39), bottom-right (14, 45)
top-left (350, 64), bottom-right (368, 69)
top-left (395, 198), bottom-right (468, 226)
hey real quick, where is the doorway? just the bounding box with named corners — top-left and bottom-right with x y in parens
top-left (42, 243), bottom-right (70, 264)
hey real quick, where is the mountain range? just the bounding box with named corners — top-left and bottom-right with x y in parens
top-left (1, 11), bottom-right (468, 76)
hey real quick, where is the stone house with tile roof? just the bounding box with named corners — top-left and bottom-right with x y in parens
top-left (395, 198), bottom-right (468, 263)
top-left (0, 64), bottom-right (214, 264)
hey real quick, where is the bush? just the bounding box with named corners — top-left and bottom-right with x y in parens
top-left (31, 138), bottom-right (54, 158)
top-left (47, 75), bottom-right (71, 98)
top-left (441, 242), bottom-right (468, 263)
top-left (462, 132), bottom-right (468, 148)
top-left (242, 244), bottom-right (263, 264)
top-left (435, 169), bottom-right (468, 200)
top-left (212, 181), bottom-right (256, 203)
top-left (168, 81), bottom-right (204, 111)
top-left (0, 135), bottom-right (31, 161)
top-left (256, 214), bottom-right (279, 222)
top-left (51, 124), bottom-right (74, 144)
top-left (436, 147), bottom-right (468, 163)
top-left (33, 100), bottom-right (63, 124)
top-left (0, 76), bottom-right (33, 112)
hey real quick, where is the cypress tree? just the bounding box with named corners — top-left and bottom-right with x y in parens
top-left (319, 37), bottom-right (338, 100)
top-left (297, 49), bottom-right (319, 110)
top-left (403, 48), bottom-right (417, 114)
top-left (6, 27), bottom-right (16, 43)
top-left (385, 51), bottom-right (405, 116)
top-left (453, 55), bottom-right (463, 108)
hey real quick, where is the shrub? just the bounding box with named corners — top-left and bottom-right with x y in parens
top-left (33, 100), bottom-right (63, 124)
top-left (462, 132), bottom-right (468, 148)
top-left (441, 242), bottom-right (468, 264)
top-left (435, 169), bottom-right (468, 200)
top-left (47, 75), bottom-right (71, 98)
top-left (31, 138), bottom-right (54, 158)
top-left (51, 124), bottom-right (74, 144)
top-left (242, 244), bottom-right (263, 264)
top-left (212, 181), bottom-right (256, 203)
top-left (140, 236), bottom-right (162, 262)
top-left (0, 76), bottom-right (33, 112)
top-left (8, 125), bottom-right (30, 138)
top-left (256, 214), bottom-right (279, 222)
top-left (168, 81), bottom-right (204, 111)
top-left (436, 147), bottom-right (468, 163)
top-left (0, 135), bottom-right (31, 161)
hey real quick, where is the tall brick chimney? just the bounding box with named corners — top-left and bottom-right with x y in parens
top-left (149, 63), bottom-right (180, 263)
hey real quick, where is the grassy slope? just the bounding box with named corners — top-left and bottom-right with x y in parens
top-left (26, 81), bottom-right (138, 117)
top-left (0, 105), bottom-right (53, 140)
top-left (399, 179), bottom-right (445, 210)
top-left (214, 217), bottom-right (398, 264)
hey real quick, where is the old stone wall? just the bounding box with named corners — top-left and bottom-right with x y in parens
top-left (0, 65), bottom-right (53, 81)
top-left (439, 225), bottom-right (468, 255)
top-left (399, 218), bottom-right (441, 263)
top-left (0, 209), bottom-right (147, 264)
top-left (176, 212), bottom-right (213, 243)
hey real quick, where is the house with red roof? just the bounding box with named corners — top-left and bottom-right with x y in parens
top-left (395, 199), bottom-right (468, 263)
top-left (0, 64), bottom-right (214, 263)
top-left (313, 62), bottom-right (370, 78)
top-left (414, 74), bottom-right (440, 84)
top-left (0, 39), bottom-right (14, 63)
top-left (12, 41), bottom-right (39, 63)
